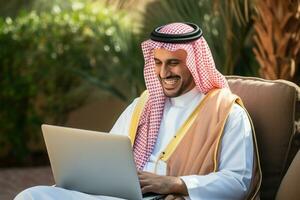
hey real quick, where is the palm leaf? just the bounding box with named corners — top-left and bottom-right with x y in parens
top-left (252, 0), bottom-right (300, 82)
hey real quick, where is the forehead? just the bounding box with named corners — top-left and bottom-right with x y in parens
top-left (153, 48), bottom-right (187, 60)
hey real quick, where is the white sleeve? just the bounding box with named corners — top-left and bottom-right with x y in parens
top-left (109, 98), bottom-right (139, 137)
top-left (181, 104), bottom-right (254, 200)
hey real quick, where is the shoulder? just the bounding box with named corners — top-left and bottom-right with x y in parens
top-left (205, 88), bottom-right (238, 108)
top-left (225, 103), bottom-right (252, 134)
top-left (230, 103), bottom-right (247, 117)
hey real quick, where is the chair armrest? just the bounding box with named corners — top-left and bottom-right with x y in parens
top-left (276, 150), bottom-right (300, 200)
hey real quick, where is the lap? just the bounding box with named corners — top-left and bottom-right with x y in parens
top-left (14, 186), bottom-right (125, 200)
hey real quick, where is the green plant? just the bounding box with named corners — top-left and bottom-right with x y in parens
top-left (0, 2), bottom-right (144, 164)
top-left (0, 0), bottom-right (34, 17)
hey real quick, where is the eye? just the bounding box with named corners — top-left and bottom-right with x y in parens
top-left (154, 60), bottom-right (162, 65)
top-left (168, 60), bottom-right (180, 66)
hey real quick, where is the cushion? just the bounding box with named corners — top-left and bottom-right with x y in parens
top-left (226, 76), bottom-right (300, 199)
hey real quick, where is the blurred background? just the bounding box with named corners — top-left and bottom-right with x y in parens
top-left (0, 0), bottom-right (299, 199)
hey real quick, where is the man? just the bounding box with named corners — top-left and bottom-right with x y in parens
top-left (15, 22), bottom-right (261, 200)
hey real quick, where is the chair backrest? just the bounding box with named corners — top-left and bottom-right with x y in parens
top-left (226, 76), bottom-right (300, 199)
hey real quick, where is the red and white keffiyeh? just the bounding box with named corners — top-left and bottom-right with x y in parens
top-left (133, 22), bottom-right (228, 170)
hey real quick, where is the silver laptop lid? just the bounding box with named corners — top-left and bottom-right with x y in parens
top-left (42, 124), bottom-right (143, 200)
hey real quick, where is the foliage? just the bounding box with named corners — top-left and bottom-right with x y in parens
top-left (0, 0), bottom-right (94, 17)
top-left (0, 0), bottom-right (34, 18)
top-left (0, 2), bottom-right (144, 163)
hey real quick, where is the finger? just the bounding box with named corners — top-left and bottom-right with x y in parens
top-left (141, 185), bottom-right (153, 194)
top-left (137, 170), bottom-right (143, 175)
top-left (138, 173), bottom-right (148, 179)
top-left (138, 171), bottom-right (155, 180)
top-left (174, 197), bottom-right (185, 200)
top-left (139, 179), bottom-right (150, 187)
top-left (138, 175), bottom-right (150, 181)
top-left (164, 194), bottom-right (176, 200)
top-left (139, 171), bottom-right (154, 176)
top-left (138, 174), bottom-right (145, 179)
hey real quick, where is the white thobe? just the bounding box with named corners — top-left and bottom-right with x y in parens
top-left (15, 87), bottom-right (254, 200)
top-left (111, 87), bottom-right (254, 199)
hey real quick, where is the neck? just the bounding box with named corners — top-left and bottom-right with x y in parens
top-left (169, 87), bottom-right (200, 107)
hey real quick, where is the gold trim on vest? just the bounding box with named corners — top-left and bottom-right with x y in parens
top-left (129, 90), bottom-right (149, 146)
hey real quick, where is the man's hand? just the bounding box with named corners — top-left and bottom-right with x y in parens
top-left (138, 171), bottom-right (188, 196)
top-left (164, 194), bottom-right (185, 200)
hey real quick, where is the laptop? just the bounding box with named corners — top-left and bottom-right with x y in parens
top-left (41, 124), bottom-right (164, 200)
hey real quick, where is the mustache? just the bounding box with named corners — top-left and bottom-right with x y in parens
top-left (160, 75), bottom-right (180, 80)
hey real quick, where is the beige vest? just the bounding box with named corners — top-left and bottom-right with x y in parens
top-left (129, 88), bottom-right (262, 199)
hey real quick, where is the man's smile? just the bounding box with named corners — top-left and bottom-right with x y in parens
top-left (161, 76), bottom-right (180, 89)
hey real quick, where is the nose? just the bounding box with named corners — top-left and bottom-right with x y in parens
top-left (159, 64), bottom-right (170, 78)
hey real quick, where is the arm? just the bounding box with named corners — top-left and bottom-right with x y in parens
top-left (180, 104), bottom-right (254, 200)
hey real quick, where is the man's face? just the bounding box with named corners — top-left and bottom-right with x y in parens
top-left (154, 48), bottom-right (196, 97)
